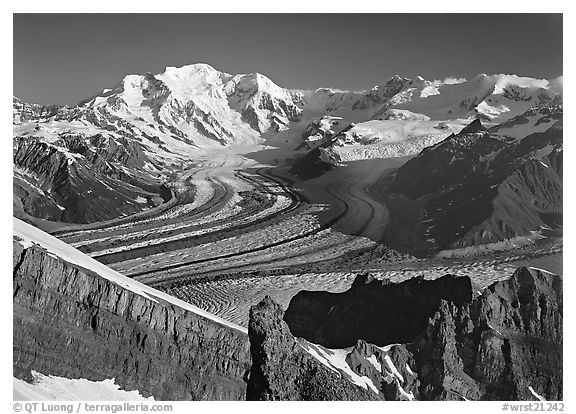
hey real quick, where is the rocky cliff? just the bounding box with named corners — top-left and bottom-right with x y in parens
top-left (281, 268), bottom-right (562, 400)
top-left (13, 238), bottom-right (251, 400)
top-left (246, 296), bottom-right (380, 401)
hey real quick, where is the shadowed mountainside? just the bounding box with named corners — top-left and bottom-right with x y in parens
top-left (382, 117), bottom-right (562, 254)
top-left (13, 239), bottom-right (251, 400)
top-left (277, 268), bottom-right (562, 400)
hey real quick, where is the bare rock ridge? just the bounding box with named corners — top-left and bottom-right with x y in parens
top-left (13, 240), bottom-right (251, 400)
top-left (276, 268), bottom-right (562, 400)
top-left (12, 221), bottom-right (562, 401)
top-left (246, 296), bottom-right (379, 401)
top-left (13, 135), bottom-right (169, 223)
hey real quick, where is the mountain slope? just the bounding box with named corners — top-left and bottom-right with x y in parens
top-left (13, 218), bottom-right (250, 400)
top-left (13, 65), bottom-right (563, 224)
top-left (246, 296), bottom-right (380, 401)
top-left (374, 74), bottom-right (560, 122)
top-left (384, 115), bottom-right (562, 254)
top-left (281, 269), bottom-right (562, 400)
top-left (295, 74), bottom-right (561, 166)
top-left (13, 135), bottom-right (169, 223)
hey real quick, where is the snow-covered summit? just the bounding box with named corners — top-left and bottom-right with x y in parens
top-left (491, 74), bottom-right (550, 94)
top-left (14, 64), bottom-right (563, 162)
top-left (157, 63), bottom-right (232, 96)
top-left (12, 64), bottom-right (564, 225)
top-left (374, 73), bottom-right (561, 123)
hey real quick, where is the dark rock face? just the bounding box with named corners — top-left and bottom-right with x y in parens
top-left (414, 299), bottom-right (482, 400)
top-left (13, 241), bottom-right (251, 400)
top-left (289, 147), bottom-right (334, 180)
top-left (13, 136), bottom-right (165, 224)
top-left (467, 267), bottom-right (562, 400)
top-left (389, 119), bottom-right (510, 200)
top-left (491, 105), bottom-right (562, 133)
top-left (246, 296), bottom-right (379, 401)
top-left (283, 268), bottom-right (562, 400)
top-left (385, 116), bottom-right (563, 253)
top-left (284, 273), bottom-right (474, 348)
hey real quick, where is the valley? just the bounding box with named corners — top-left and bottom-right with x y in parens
top-left (51, 148), bottom-right (398, 287)
top-left (43, 142), bottom-right (561, 328)
top-left (12, 62), bottom-right (563, 401)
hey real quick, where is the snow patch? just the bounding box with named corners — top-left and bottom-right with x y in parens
top-left (405, 364), bottom-right (415, 376)
top-left (488, 323), bottom-right (503, 335)
top-left (376, 343), bottom-right (399, 353)
top-left (13, 235), bottom-right (33, 249)
top-left (528, 386), bottom-right (546, 401)
top-left (383, 354), bottom-right (404, 383)
top-left (398, 385), bottom-right (415, 401)
top-left (298, 340), bottom-right (380, 394)
top-left (366, 354), bottom-right (382, 372)
top-left (14, 371), bottom-right (153, 401)
top-left (528, 267), bottom-right (557, 276)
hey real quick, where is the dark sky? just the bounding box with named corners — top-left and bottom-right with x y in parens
top-left (13, 14), bottom-right (563, 106)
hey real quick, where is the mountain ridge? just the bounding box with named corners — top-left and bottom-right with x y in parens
top-left (13, 63), bottom-right (563, 224)
top-left (277, 268), bottom-right (562, 400)
top-left (383, 115), bottom-right (562, 254)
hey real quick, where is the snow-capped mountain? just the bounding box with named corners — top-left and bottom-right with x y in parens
top-left (490, 104), bottom-right (562, 139)
top-left (371, 74), bottom-right (560, 122)
top-left (13, 63), bottom-right (563, 224)
top-left (13, 64), bottom-right (309, 223)
top-left (300, 116), bottom-right (347, 150)
top-left (14, 64), bottom-right (562, 158)
top-left (300, 74), bottom-right (562, 164)
top-left (14, 64), bottom-right (305, 163)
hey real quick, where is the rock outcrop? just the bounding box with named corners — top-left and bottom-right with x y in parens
top-left (343, 339), bottom-right (420, 400)
top-left (13, 240), bottom-right (251, 400)
top-left (282, 268), bottom-right (562, 400)
top-left (246, 296), bottom-right (379, 401)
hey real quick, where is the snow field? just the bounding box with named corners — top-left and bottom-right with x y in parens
top-left (14, 372), bottom-right (153, 401)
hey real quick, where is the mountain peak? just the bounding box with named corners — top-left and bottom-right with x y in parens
top-left (386, 74), bottom-right (411, 84)
top-left (162, 63), bottom-right (219, 76)
top-left (241, 72), bottom-right (275, 88)
top-left (459, 118), bottom-right (487, 135)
